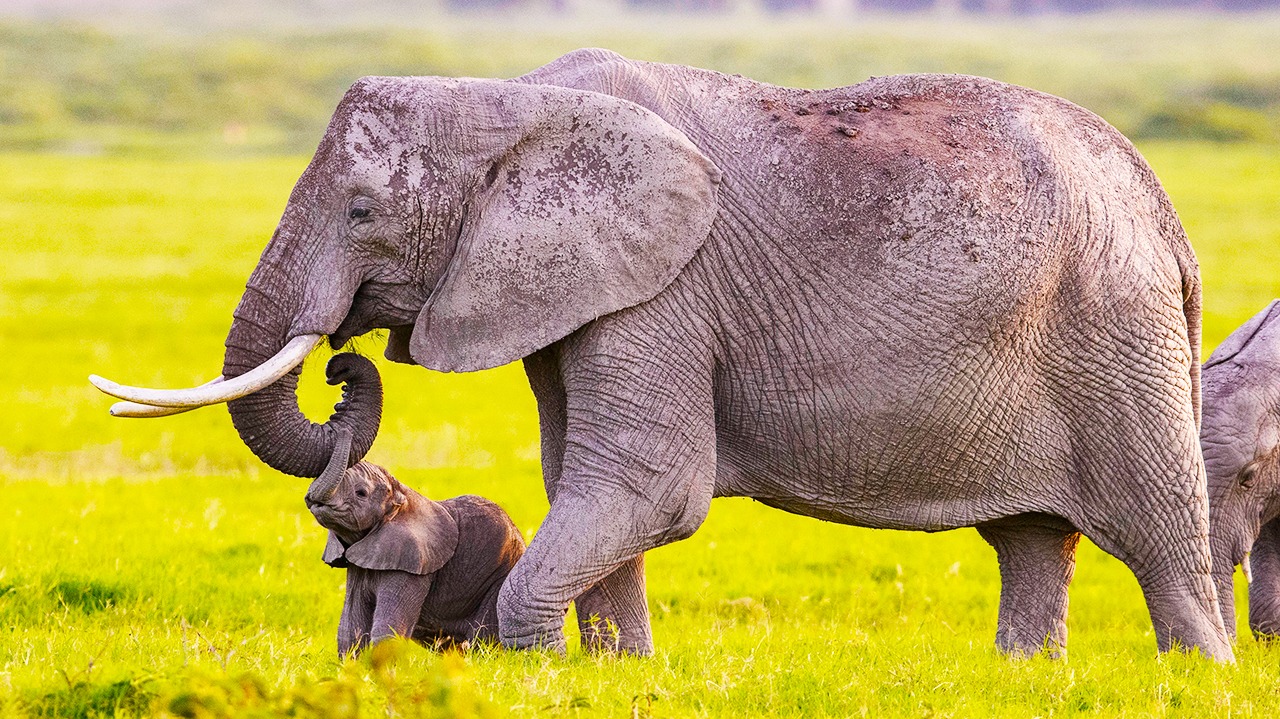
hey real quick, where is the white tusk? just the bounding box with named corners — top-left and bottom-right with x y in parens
top-left (109, 378), bottom-right (226, 417)
top-left (111, 402), bottom-right (196, 418)
top-left (89, 334), bottom-right (323, 408)
top-left (1243, 552), bottom-right (1254, 584)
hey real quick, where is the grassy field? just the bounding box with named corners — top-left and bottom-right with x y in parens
top-left (1, 139), bottom-right (1279, 717)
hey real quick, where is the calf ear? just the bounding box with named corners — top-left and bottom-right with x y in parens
top-left (322, 532), bottom-right (348, 568)
top-left (344, 491), bottom-right (459, 575)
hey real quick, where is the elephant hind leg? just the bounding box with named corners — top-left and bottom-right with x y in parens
top-left (1071, 467), bottom-right (1234, 661)
top-left (978, 514), bottom-right (1080, 659)
top-left (576, 555), bottom-right (652, 654)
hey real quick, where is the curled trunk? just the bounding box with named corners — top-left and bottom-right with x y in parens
top-left (306, 428), bottom-right (354, 506)
top-left (224, 304), bottom-right (381, 477)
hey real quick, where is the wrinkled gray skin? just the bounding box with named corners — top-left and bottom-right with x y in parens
top-left (222, 49), bottom-right (1229, 659)
top-left (1203, 300), bottom-right (1280, 641)
top-left (306, 427), bottom-right (524, 656)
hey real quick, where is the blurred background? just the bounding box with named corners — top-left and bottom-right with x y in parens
top-left (2, 1), bottom-right (1278, 155)
top-left (2, 0), bottom-right (1278, 491)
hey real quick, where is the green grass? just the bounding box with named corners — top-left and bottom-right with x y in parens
top-left (2, 142), bottom-right (1279, 717)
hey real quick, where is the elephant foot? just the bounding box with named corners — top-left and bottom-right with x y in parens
top-left (978, 516), bottom-right (1079, 660)
top-left (495, 561), bottom-right (569, 654)
top-left (1127, 555), bottom-right (1235, 661)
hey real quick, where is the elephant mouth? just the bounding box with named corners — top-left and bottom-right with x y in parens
top-left (328, 279), bottom-right (422, 359)
top-left (308, 505), bottom-right (344, 530)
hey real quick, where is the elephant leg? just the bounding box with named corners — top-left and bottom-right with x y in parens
top-left (576, 555), bottom-right (652, 654)
top-left (1054, 352), bottom-right (1234, 662)
top-left (1075, 478), bottom-right (1233, 660)
top-left (977, 516), bottom-right (1080, 658)
top-left (524, 346), bottom-right (655, 654)
top-left (496, 465), bottom-right (712, 653)
top-left (1079, 504), bottom-right (1233, 660)
top-left (1249, 518), bottom-right (1280, 639)
top-left (500, 322), bottom-right (716, 653)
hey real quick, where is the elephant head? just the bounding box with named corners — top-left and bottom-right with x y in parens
top-left (1204, 300), bottom-right (1280, 639)
top-left (94, 75), bottom-right (720, 477)
top-left (307, 425), bottom-right (459, 575)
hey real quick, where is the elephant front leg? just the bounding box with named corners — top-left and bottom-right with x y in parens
top-left (500, 335), bottom-right (716, 653)
top-left (497, 458), bottom-right (713, 652)
top-left (576, 555), bottom-right (652, 654)
top-left (520, 344), bottom-right (674, 655)
top-left (977, 517), bottom-right (1080, 658)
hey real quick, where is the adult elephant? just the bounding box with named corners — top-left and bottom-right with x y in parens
top-left (93, 49), bottom-right (1231, 660)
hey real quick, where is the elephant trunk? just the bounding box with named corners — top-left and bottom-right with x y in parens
top-left (1208, 502), bottom-right (1241, 641)
top-left (306, 428), bottom-right (354, 506)
top-left (223, 259), bottom-right (381, 478)
top-left (1213, 565), bottom-right (1238, 641)
top-left (1249, 519), bottom-right (1280, 639)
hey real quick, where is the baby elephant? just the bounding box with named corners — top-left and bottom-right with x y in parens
top-left (305, 428), bottom-right (525, 657)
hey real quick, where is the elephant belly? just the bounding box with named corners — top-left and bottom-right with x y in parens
top-left (709, 339), bottom-right (1068, 532)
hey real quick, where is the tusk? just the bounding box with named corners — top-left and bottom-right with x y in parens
top-left (89, 335), bottom-right (323, 408)
top-left (109, 378), bottom-right (226, 417)
top-left (1243, 552), bottom-right (1254, 584)
top-left (112, 402), bottom-right (195, 418)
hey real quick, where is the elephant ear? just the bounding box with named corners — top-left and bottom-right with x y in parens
top-left (1206, 300), bottom-right (1280, 369)
top-left (410, 82), bottom-right (721, 372)
top-left (343, 489), bottom-right (459, 575)
top-left (322, 532), bottom-right (348, 568)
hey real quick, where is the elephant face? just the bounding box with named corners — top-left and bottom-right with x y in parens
top-left (282, 79), bottom-right (470, 353)
top-left (307, 427), bottom-right (460, 575)
top-left (303, 424), bottom-right (397, 543)
top-left (307, 461), bottom-right (403, 543)
top-left (196, 75), bottom-right (721, 478)
top-left (1203, 300), bottom-right (1280, 636)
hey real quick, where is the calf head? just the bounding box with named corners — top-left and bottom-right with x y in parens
top-left (306, 429), bottom-right (458, 574)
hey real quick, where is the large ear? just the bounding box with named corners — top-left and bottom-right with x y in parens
top-left (1207, 300), bottom-right (1280, 369)
top-left (343, 488), bottom-right (459, 575)
top-left (410, 82), bottom-right (721, 372)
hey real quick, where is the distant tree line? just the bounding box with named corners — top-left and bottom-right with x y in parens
top-left (449, 0), bottom-right (1276, 12)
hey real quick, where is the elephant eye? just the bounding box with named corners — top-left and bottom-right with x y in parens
top-left (1240, 462), bottom-right (1259, 489)
top-left (355, 488), bottom-right (368, 498)
top-left (349, 207), bottom-right (372, 220)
